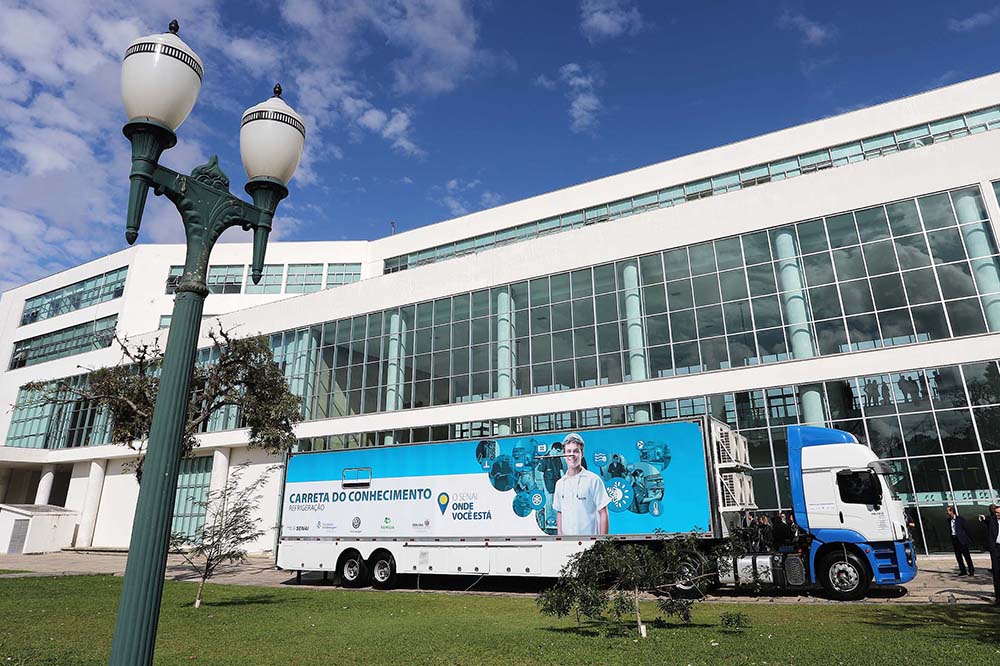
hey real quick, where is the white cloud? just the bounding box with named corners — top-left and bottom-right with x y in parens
top-left (432, 178), bottom-right (497, 217)
top-left (777, 10), bottom-right (838, 46)
top-left (358, 108), bottom-right (389, 132)
top-left (579, 0), bottom-right (642, 43)
top-left (479, 191), bottom-right (502, 208)
top-left (947, 7), bottom-right (1000, 32)
top-left (225, 37), bottom-right (282, 71)
top-left (0, 1), bottom-right (291, 292)
top-left (555, 63), bottom-right (603, 133)
top-left (0, 0), bottom-right (501, 292)
top-left (533, 74), bottom-right (556, 90)
top-left (441, 195), bottom-right (468, 216)
top-left (380, 0), bottom-right (483, 95)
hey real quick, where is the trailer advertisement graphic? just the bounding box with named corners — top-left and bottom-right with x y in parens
top-left (281, 422), bottom-right (712, 539)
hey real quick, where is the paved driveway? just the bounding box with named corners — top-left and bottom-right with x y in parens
top-left (0, 550), bottom-right (995, 604)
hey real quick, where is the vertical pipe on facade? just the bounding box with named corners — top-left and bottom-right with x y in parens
top-left (33, 464), bottom-right (56, 505)
top-left (208, 448), bottom-right (230, 494)
top-left (773, 228), bottom-right (825, 425)
top-left (76, 459), bottom-right (107, 548)
top-left (954, 189), bottom-right (1000, 331)
top-left (622, 263), bottom-right (650, 422)
top-left (495, 289), bottom-right (516, 435)
top-left (383, 311), bottom-right (407, 445)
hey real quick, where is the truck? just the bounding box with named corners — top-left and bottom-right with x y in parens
top-left (276, 417), bottom-right (917, 601)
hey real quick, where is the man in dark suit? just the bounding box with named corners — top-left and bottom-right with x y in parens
top-left (983, 504), bottom-right (1000, 605)
top-left (946, 506), bottom-right (974, 576)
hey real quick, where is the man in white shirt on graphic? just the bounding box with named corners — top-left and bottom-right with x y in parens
top-left (553, 432), bottom-right (609, 535)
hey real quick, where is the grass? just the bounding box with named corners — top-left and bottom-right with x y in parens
top-left (0, 569), bottom-right (29, 574)
top-left (0, 576), bottom-right (998, 665)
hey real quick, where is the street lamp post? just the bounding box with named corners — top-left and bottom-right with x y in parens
top-left (109, 20), bottom-right (304, 666)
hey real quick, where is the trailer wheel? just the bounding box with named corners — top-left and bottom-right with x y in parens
top-left (339, 551), bottom-right (368, 588)
top-left (369, 552), bottom-right (397, 590)
top-left (818, 551), bottom-right (870, 601)
top-left (673, 552), bottom-right (710, 597)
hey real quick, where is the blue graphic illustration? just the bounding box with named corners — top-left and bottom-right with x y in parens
top-left (284, 421), bottom-right (711, 538)
top-left (512, 492), bottom-right (533, 517)
top-left (605, 478), bottom-right (634, 512)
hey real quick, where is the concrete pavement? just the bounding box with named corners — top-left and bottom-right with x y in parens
top-left (0, 550), bottom-right (996, 604)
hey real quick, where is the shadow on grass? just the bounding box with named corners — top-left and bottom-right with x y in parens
top-left (858, 605), bottom-right (1000, 649)
top-left (540, 619), bottom-right (713, 638)
top-left (173, 593), bottom-right (284, 609)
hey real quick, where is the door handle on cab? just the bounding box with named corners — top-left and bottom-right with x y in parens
top-left (839, 511), bottom-right (844, 524)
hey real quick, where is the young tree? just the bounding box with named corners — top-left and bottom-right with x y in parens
top-left (170, 462), bottom-right (277, 608)
top-left (537, 534), bottom-right (716, 638)
top-left (21, 327), bottom-right (301, 479)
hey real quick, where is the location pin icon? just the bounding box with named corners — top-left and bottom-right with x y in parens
top-left (437, 492), bottom-right (450, 515)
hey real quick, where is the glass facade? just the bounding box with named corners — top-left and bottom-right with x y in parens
top-left (164, 265), bottom-right (184, 294)
top-left (206, 265), bottom-right (245, 294)
top-left (285, 264), bottom-right (324, 293)
top-left (5, 376), bottom-right (111, 450)
top-left (326, 263), bottom-right (362, 288)
top-left (384, 105), bottom-right (1000, 274)
top-left (164, 262), bottom-right (361, 296)
top-left (171, 455), bottom-right (212, 539)
top-left (20, 267), bottom-right (127, 326)
top-left (244, 264), bottom-right (283, 294)
top-left (261, 185), bottom-right (1000, 422)
top-left (9, 316), bottom-right (117, 370)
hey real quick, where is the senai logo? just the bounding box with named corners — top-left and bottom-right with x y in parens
top-left (437, 492), bottom-right (450, 515)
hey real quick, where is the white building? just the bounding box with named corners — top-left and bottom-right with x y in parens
top-left (4, 73), bottom-right (1000, 555)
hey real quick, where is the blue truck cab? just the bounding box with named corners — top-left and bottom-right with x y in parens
top-left (787, 425), bottom-right (917, 600)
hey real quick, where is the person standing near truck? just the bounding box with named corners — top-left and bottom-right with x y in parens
top-left (946, 506), bottom-right (975, 576)
top-left (983, 504), bottom-right (1000, 605)
top-left (553, 433), bottom-right (610, 536)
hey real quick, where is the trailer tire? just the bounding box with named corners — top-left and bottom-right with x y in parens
top-left (339, 551), bottom-right (368, 588)
top-left (818, 551), bottom-right (870, 601)
top-left (369, 552), bottom-right (397, 590)
top-left (673, 551), bottom-right (710, 598)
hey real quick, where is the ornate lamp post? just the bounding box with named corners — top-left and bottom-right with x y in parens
top-left (109, 20), bottom-right (304, 666)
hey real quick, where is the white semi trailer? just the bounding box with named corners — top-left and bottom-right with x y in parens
top-left (277, 417), bottom-right (916, 600)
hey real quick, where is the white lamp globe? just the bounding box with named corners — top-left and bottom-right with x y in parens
top-left (121, 20), bottom-right (203, 130)
top-left (240, 84), bottom-right (306, 185)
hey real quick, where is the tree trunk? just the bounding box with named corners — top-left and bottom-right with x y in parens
top-left (194, 575), bottom-right (207, 608)
top-left (634, 585), bottom-right (644, 638)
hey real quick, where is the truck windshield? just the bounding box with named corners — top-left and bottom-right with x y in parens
top-left (868, 461), bottom-right (904, 501)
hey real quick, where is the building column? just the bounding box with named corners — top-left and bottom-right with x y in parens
top-left (495, 289), bottom-right (517, 435)
top-left (34, 464), bottom-right (56, 505)
top-left (383, 311), bottom-right (408, 445)
top-left (773, 228), bottom-right (825, 426)
top-left (0, 467), bottom-right (10, 504)
top-left (954, 189), bottom-right (1000, 331)
top-left (208, 447), bottom-right (231, 495)
top-left (622, 262), bottom-right (649, 422)
top-left (76, 459), bottom-right (107, 548)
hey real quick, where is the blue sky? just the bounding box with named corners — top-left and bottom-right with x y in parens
top-left (3, 1), bottom-right (1000, 293)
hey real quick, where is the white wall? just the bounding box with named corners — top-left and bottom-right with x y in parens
top-left (91, 460), bottom-right (139, 548)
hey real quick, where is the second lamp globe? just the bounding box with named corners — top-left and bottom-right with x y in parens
top-left (240, 84), bottom-right (306, 186)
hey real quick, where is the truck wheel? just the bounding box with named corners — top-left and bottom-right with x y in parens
top-left (370, 552), bottom-right (397, 590)
top-left (673, 552), bottom-right (710, 597)
top-left (818, 552), bottom-right (870, 601)
top-left (340, 552), bottom-right (368, 588)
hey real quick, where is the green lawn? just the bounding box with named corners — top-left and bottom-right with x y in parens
top-left (1, 576), bottom-right (997, 665)
top-left (0, 569), bottom-right (28, 574)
